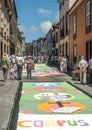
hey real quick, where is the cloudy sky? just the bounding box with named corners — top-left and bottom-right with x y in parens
top-left (15, 0), bottom-right (59, 42)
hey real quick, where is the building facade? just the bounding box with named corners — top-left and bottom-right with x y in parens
top-left (0, 0), bottom-right (11, 61)
top-left (45, 29), bottom-right (52, 56)
top-left (58, 0), bottom-right (76, 58)
top-left (15, 28), bottom-right (24, 55)
top-left (10, 0), bottom-right (24, 56)
top-left (52, 23), bottom-right (59, 56)
top-left (0, 0), bottom-right (24, 61)
top-left (25, 42), bottom-right (33, 56)
top-left (37, 37), bottom-right (45, 56)
top-left (69, 0), bottom-right (92, 66)
top-left (33, 40), bottom-right (37, 57)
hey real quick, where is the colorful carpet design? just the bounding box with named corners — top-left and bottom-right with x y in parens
top-left (35, 64), bottom-right (52, 70)
top-left (22, 64), bottom-right (63, 77)
top-left (17, 82), bottom-right (92, 130)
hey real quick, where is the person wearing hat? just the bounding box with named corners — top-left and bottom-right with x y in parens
top-left (79, 56), bottom-right (88, 84)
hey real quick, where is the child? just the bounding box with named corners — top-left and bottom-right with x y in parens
top-left (10, 63), bottom-right (17, 80)
top-left (10, 67), bottom-right (15, 80)
top-left (13, 63), bottom-right (17, 79)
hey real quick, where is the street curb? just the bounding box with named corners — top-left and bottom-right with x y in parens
top-left (67, 81), bottom-right (92, 98)
top-left (7, 81), bottom-right (22, 130)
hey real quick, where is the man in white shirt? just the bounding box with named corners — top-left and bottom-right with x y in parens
top-left (79, 56), bottom-right (88, 84)
top-left (16, 53), bottom-right (24, 80)
top-left (88, 56), bottom-right (92, 84)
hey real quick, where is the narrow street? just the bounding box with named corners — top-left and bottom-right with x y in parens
top-left (10, 64), bottom-right (92, 130)
top-left (0, 0), bottom-right (92, 130)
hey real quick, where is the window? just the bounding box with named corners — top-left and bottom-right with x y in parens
top-left (4, 44), bottom-right (6, 53)
top-left (60, 19), bottom-right (61, 30)
top-left (73, 45), bottom-right (77, 63)
top-left (62, 0), bottom-right (64, 6)
top-left (73, 14), bottom-right (77, 39)
top-left (65, 42), bottom-right (68, 56)
top-left (62, 44), bottom-right (64, 55)
top-left (74, 45), bottom-right (77, 57)
top-left (4, 0), bottom-right (8, 8)
top-left (86, 40), bottom-right (92, 60)
top-left (85, 0), bottom-right (91, 33)
top-left (66, 11), bottom-right (68, 35)
top-left (73, 14), bottom-right (77, 34)
top-left (86, 0), bottom-right (91, 26)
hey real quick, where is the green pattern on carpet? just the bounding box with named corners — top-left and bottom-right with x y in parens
top-left (19, 82), bottom-right (92, 114)
top-left (35, 64), bottom-right (52, 70)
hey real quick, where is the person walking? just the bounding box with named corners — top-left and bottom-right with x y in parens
top-left (58, 56), bottom-right (64, 72)
top-left (16, 53), bottom-right (24, 80)
top-left (63, 56), bottom-right (68, 73)
top-left (2, 53), bottom-right (9, 81)
top-left (88, 56), bottom-right (92, 84)
top-left (26, 56), bottom-right (33, 79)
top-left (79, 56), bottom-right (88, 84)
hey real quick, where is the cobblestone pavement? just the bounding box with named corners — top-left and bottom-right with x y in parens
top-left (0, 69), bottom-right (20, 130)
top-left (0, 65), bottom-right (92, 130)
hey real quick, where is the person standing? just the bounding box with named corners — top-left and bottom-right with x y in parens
top-left (88, 56), bottom-right (92, 84)
top-left (79, 56), bottom-right (88, 84)
top-left (26, 56), bottom-right (33, 79)
top-left (2, 53), bottom-right (9, 81)
top-left (16, 53), bottom-right (24, 80)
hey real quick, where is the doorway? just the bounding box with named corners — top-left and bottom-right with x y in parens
top-left (86, 40), bottom-right (92, 60)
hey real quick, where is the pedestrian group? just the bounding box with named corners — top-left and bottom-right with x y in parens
top-left (1, 53), bottom-right (92, 85)
top-left (1, 53), bottom-right (34, 81)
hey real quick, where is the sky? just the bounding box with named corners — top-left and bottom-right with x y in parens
top-left (15, 0), bottom-right (59, 43)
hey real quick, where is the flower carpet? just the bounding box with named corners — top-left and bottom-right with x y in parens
top-left (16, 82), bottom-right (92, 130)
top-left (22, 64), bottom-right (63, 77)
